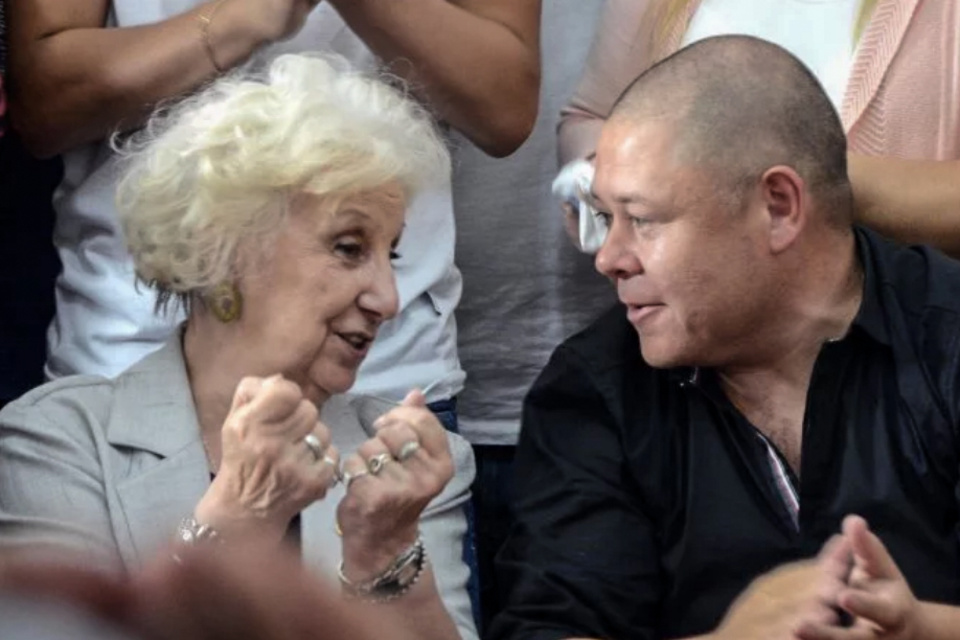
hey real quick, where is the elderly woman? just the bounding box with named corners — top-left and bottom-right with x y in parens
top-left (0, 54), bottom-right (476, 640)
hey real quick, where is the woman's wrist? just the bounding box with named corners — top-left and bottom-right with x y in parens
top-left (197, 0), bottom-right (282, 75)
top-left (340, 528), bottom-right (420, 582)
top-left (193, 483), bottom-right (286, 546)
top-left (339, 534), bottom-right (427, 603)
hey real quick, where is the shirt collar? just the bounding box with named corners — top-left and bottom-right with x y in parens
top-left (849, 226), bottom-right (892, 347)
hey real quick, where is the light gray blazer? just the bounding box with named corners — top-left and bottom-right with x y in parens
top-left (0, 337), bottom-right (478, 640)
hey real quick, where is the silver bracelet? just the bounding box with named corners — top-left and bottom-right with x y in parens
top-left (337, 535), bottom-right (427, 603)
top-left (172, 516), bottom-right (223, 563)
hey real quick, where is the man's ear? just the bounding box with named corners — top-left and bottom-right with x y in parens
top-left (760, 165), bottom-right (806, 254)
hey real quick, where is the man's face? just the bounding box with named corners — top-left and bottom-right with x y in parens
top-left (592, 120), bottom-right (774, 368)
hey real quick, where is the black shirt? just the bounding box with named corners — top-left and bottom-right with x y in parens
top-left (492, 227), bottom-right (960, 640)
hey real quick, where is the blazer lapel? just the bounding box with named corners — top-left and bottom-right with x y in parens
top-left (841, 0), bottom-right (922, 133)
top-left (105, 338), bottom-right (211, 571)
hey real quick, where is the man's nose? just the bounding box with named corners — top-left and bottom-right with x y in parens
top-left (595, 217), bottom-right (642, 280)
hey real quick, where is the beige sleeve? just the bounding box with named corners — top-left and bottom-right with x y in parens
top-left (557, 0), bottom-right (655, 165)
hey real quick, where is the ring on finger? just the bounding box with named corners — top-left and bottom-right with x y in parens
top-left (322, 455), bottom-right (341, 485)
top-left (367, 452), bottom-right (393, 476)
top-left (397, 440), bottom-right (421, 462)
top-left (303, 433), bottom-right (324, 462)
top-left (342, 468), bottom-right (370, 490)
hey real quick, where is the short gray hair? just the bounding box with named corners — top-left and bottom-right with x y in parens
top-left (115, 53), bottom-right (450, 304)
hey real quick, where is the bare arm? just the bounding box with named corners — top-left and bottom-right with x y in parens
top-left (848, 154), bottom-right (960, 259)
top-left (326, 0), bottom-right (541, 158)
top-left (557, 0), bottom-right (652, 166)
top-left (6, 0), bottom-right (312, 158)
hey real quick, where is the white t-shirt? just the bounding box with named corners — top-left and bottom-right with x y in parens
top-left (46, 1), bottom-right (464, 404)
top-left (682, 0), bottom-right (861, 109)
top-left (451, 0), bottom-right (616, 445)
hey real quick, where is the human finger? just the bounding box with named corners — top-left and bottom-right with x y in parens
top-left (298, 421), bottom-right (332, 464)
top-left (237, 375), bottom-right (304, 425)
top-left (400, 389), bottom-right (428, 408)
top-left (817, 534), bottom-right (854, 585)
top-left (375, 422), bottom-right (423, 464)
top-left (795, 620), bottom-right (876, 640)
top-left (355, 438), bottom-right (401, 481)
top-left (843, 515), bottom-right (901, 581)
top-left (340, 454), bottom-right (373, 491)
top-left (838, 587), bottom-right (900, 630)
top-left (373, 407), bottom-right (449, 459)
top-left (317, 444), bottom-right (341, 490)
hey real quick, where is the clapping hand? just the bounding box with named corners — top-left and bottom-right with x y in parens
top-left (715, 534), bottom-right (855, 640)
top-left (796, 516), bottom-right (923, 640)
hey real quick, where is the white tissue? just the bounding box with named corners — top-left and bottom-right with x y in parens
top-left (551, 159), bottom-right (608, 254)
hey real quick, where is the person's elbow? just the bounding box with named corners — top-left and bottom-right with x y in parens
top-left (472, 69), bottom-right (540, 158)
top-left (7, 68), bottom-right (122, 159)
top-left (8, 102), bottom-right (67, 159)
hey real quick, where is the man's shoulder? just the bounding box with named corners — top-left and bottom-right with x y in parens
top-left (864, 227), bottom-right (960, 313)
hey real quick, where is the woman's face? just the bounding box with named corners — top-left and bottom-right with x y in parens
top-left (232, 184), bottom-right (405, 405)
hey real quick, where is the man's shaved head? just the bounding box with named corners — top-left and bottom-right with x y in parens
top-left (609, 35), bottom-right (853, 224)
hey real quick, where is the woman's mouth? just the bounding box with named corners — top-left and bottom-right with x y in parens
top-left (336, 332), bottom-right (374, 358)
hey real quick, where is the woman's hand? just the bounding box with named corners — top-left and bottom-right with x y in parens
top-left (336, 390), bottom-right (454, 581)
top-left (194, 375), bottom-right (340, 545)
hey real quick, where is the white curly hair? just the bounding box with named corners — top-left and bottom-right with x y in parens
top-left (115, 53), bottom-right (450, 306)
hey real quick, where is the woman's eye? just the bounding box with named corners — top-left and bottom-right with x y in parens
top-left (390, 250), bottom-right (401, 261)
top-left (335, 242), bottom-right (364, 260)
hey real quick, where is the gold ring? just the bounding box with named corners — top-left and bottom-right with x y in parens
top-left (397, 440), bottom-right (421, 462)
top-left (367, 453), bottom-right (393, 476)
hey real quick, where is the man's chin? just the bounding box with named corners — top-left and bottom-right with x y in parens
top-left (637, 335), bottom-right (688, 370)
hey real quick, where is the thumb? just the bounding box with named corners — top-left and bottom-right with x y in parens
top-left (230, 375), bottom-right (278, 411)
top-left (401, 389), bottom-right (428, 408)
top-left (844, 515), bottom-right (901, 580)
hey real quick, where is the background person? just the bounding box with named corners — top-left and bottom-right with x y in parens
top-left (558, 0), bottom-right (960, 256)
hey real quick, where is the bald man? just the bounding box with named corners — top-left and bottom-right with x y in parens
top-left (493, 36), bottom-right (960, 640)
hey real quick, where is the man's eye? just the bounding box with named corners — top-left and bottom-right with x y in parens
top-left (595, 211), bottom-right (613, 228)
top-left (390, 250), bottom-right (401, 261)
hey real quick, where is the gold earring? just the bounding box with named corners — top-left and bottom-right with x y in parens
top-left (207, 282), bottom-right (242, 323)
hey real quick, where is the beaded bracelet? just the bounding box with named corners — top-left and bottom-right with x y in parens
top-left (337, 536), bottom-right (427, 603)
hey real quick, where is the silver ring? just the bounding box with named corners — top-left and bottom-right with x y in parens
top-left (342, 468), bottom-right (369, 489)
top-left (322, 455), bottom-right (341, 485)
top-left (303, 433), bottom-right (324, 462)
top-left (397, 440), bottom-right (421, 462)
top-left (367, 453), bottom-right (393, 476)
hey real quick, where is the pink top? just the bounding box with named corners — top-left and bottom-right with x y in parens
top-left (559, 0), bottom-right (960, 165)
